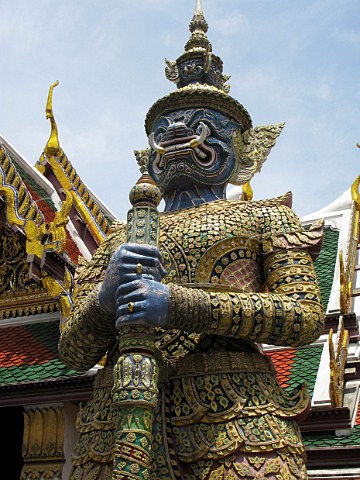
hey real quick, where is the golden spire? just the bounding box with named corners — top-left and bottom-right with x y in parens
top-left (185, 0), bottom-right (211, 53)
top-left (44, 80), bottom-right (61, 158)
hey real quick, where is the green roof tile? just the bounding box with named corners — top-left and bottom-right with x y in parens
top-left (25, 322), bottom-right (59, 355)
top-left (10, 154), bottom-right (56, 211)
top-left (303, 425), bottom-right (360, 447)
top-left (287, 345), bottom-right (323, 398)
top-left (0, 360), bottom-right (79, 385)
top-left (0, 321), bottom-right (83, 385)
top-left (313, 227), bottom-right (339, 310)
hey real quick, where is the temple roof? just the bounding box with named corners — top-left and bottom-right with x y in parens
top-left (0, 135), bottom-right (83, 265)
top-left (0, 320), bottom-right (79, 385)
top-left (313, 227), bottom-right (339, 311)
top-left (303, 418), bottom-right (360, 448)
top-left (266, 345), bottom-right (323, 398)
top-left (35, 82), bottom-right (117, 255)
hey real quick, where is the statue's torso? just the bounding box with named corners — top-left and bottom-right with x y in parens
top-left (159, 199), bottom-right (267, 292)
top-left (123, 198), bottom-right (292, 362)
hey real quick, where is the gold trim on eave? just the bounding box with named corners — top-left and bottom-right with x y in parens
top-left (38, 82), bottom-right (109, 243)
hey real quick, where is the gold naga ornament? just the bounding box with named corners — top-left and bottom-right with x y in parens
top-left (339, 172), bottom-right (360, 314)
top-left (37, 81), bottom-right (109, 246)
top-left (329, 162), bottom-right (359, 408)
top-left (36, 81), bottom-right (115, 325)
top-left (328, 318), bottom-right (349, 408)
top-left (0, 145), bottom-right (72, 259)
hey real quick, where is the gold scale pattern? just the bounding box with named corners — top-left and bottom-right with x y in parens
top-left (59, 197), bottom-right (324, 479)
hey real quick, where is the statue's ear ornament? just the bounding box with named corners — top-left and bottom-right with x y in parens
top-left (165, 59), bottom-right (180, 84)
top-left (221, 74), bottom-right (231, 94)
top-left (134, 148), bottom-right (151, 174)
top-left (203, 47), bottom-right (212, 74)
top-left (230, 122), bottom-right (285, 186)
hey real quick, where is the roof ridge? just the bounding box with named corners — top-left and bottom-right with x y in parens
top-left (0, 142), bottom-right (44, 228)
top-left (37, 148), bottom-right (110, 239)
top-left (36, 82), bottom-right (111, 246)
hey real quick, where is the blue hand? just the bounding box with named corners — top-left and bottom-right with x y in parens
top-left (98, 243), bottom-right (167, 314)
top-left (115, 279), bottom-right (169, 328)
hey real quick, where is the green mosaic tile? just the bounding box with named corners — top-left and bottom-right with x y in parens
top-left (287, 345), bottom-right (323, 398)
top-left (313, 227), bottom-right (339, 310)
top-left (0, 359), bottom-right (79, 385)
top-left (303, 425), bottom-right (360, 447)
top-left (9, 152), bottom-right (56, 210)
top-left (0, 321), bottom-right (83, 385)
top-left (25, 322), bottom-right (60, 355)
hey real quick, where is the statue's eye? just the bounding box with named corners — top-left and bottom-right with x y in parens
top-left (153, 127), bottom-right (166, 141)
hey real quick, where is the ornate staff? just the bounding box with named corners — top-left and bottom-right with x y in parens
top-left (112, 168), bottom-right (162, 480)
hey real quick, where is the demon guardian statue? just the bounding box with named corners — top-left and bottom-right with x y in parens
top-left (60, 2), bottom-right (324, 479)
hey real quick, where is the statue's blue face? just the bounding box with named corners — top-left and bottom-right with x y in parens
top-left (148, 108), bottom-right (239, 194)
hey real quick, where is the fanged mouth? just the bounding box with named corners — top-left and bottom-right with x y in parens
top-left (149, 122), bottom-right (216, 175)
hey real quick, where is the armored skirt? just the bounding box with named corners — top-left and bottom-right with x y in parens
top-left (69, 346), bottom-right (309, 480)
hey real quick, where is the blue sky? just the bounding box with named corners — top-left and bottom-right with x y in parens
top-left (1, 0), bottom-right (359, 218)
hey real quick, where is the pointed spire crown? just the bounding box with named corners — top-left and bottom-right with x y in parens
top-left (146, 1), bottom-right (252, 137)
top-left (185, 1), bottom-right (210, 52)
top-left (165, 0), bottom-right (229, 93)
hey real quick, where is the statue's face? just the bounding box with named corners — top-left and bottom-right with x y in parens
top-left (148, 108), bottom-right (239, 194)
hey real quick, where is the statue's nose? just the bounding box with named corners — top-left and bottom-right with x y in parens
top-left (163, 122), bottom-right (190, 142)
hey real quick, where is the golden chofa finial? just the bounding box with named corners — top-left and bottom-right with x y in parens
top-left (44, 80), bottom-right (61, 158)
top-left (351, 174), bottom-right (360, 212)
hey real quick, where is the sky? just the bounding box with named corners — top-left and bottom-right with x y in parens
top-left (0, 0), bottom-right (359, 219)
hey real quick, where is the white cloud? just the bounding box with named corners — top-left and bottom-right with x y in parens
top-left (312, 81), bottom-right (333, 101)
top-left (212, 12), bottom-right (247, 36)
top-left (333, 27), bottom-right (360, 46)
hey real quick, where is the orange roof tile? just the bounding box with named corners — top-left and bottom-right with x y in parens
top-left (0, 325), bottom-right (55, 368)
top-left (356, 399), bottom-right (360, 426)
top-left (266, 349), bottom-right (296, 388)
top-left (0, 322), bottom-right (81, 384)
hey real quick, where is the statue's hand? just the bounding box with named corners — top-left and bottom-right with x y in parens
top-left (115, 279), bottom-right (169, 328)
top-left (98, 243), bottom-right (167, 315)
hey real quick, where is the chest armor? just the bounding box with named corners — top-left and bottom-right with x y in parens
top-left (159, 200), bottom-right (265, 293)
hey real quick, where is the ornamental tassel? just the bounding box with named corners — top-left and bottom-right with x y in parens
top-left (112, 173), bottom-right (161, 480)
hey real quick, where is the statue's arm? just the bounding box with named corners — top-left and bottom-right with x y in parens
top-left (168, 248), bottom-right (324, 347)
top-left (166, 207), bottom-right (325, 347)
top-left (59, 227), bottom-right (126, 371)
